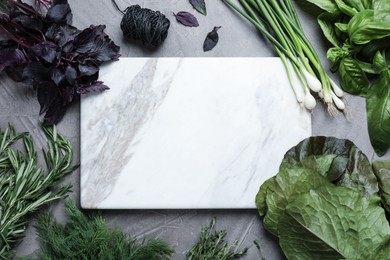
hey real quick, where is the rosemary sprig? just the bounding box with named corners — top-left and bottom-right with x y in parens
top-left (0, 124), bottom-right (77, 259)
top-left (186, 218), bottom-right (248, 260)
top-left (33, 200), bottom-right (174, 260)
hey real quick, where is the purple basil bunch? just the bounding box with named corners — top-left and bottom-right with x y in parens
top-left (0, 0), bottom-right (120, 125)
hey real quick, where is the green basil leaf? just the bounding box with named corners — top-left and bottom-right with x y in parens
top-left (348, 9), bottom-right (390, 44)
top-left (355, 60), bottom-right (380, 74)
top-left (279, 185), bottom-right (390, 259)
top-left (342, 0), bottom-right (365, 11)
top-left (327, 47), bottom-right (343, 70)
top-left (318, 12), bottom-right (342, 46)
top-left (339, 57), bottom-right (369, 95)
top-left (366, 71), bottom-right (390, 156)
top-left (373, 0), bottom-right (390, 12)
top-left (335, 0), bottom-right (358, 17)
top-left (304, 0), bottom-right (340, 13)
top-left (335, 22), bottom-right (348, 33)
top-left (373, 51), bottom-right (388, 72)
top-left (373, 160), bottom-right (390, 213)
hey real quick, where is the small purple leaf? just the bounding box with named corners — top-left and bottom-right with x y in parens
top-left (189, 0), bottom-right (206, 16)
top-left (77, 81), bottom-right (109, 94)
top-left (46, 1), bottom-right (73, 24)
top-left (174, 12), bottom-right (199, 27)
top-left (31, 41), bottom-right (58, 63)
top-left (203, 26), bottom-right (221, 52)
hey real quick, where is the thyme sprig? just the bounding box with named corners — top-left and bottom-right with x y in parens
top-left (0, 124), bottom-right (77, 259)
top-left (187, 218), bottom-right (248, 260)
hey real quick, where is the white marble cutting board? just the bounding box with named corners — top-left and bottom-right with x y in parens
top-left (80, 58), bottom-right (311, 209)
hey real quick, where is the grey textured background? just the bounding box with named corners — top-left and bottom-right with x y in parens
top-left (1, 0), bottom-right (387, 259)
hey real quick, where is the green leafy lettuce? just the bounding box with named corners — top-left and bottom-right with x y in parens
top-left (257, 136), bottom-right (390, 259)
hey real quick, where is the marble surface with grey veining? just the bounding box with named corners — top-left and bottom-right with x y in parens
top-left (81, 58), bottom-right (311, 209)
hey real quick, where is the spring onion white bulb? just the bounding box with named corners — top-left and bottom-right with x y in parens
top-left (323, 91), bottom-right (332, 103)
top-left (304, 92), bottom-right (316, 110)
top-left (331, 92), bottom-right (346, 111)
top-left (318, 91), bottom-right (324, 99)
top-left (330, 79), bottom-right (344, 98)
top-left (302, 70), bottom-right (322, 92)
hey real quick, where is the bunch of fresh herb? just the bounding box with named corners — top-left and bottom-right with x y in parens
top-left (0, 124), bottom-right (77, 259)
top-left (223, 0), bottom-right (346, 113)
top-left (32, 200), bottom-right (174, 260)
top-left (0, 0), bottom-right (120, 126)
top-left (257, 136), bottom-right (390, 259)
top-left (186, 218), bottom-right (247, 260)
top-left (302, 0), bottom-right (390, 156)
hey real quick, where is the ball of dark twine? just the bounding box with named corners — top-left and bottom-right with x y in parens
top-left (119, 5), bottom-right (170, 47)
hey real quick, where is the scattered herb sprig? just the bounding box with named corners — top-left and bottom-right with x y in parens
top-left (0, 124), bottom-right (77, 259)
top-left (0, 0), bottom-right (120, 126)
top-left (223, 0), bottom-right (346, 113)
top-left (32, 200), bottom-right (174, 260)
top-left (303, 0), bottom-right (390, 156)
top-left (186, 218), bottom-right (248, 260)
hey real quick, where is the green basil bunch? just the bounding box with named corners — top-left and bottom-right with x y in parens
top-left (305, 0), bottom-right (390, 156)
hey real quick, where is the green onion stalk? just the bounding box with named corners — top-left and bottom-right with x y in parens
top-left (223, 0), bottom-right (346, 113)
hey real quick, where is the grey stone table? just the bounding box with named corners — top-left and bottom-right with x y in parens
top-left (1, 0), bottom-right (387, 259)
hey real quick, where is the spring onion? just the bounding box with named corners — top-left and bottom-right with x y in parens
top-left (223, 0), bottom-right (346, 113)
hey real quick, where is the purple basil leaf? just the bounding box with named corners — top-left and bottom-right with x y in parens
top-left (46, 0), bottom-right (73, 24)
top-left (65, 65), bottom-right (77, 83)
top-left (51, 67), bottom-right (65, 86)
top-left (37, 82), bottom-right (59, 114)
top-left (89, 37), bottom-right (120, 62)
top-left (174, 12), bottom-right (199, 27)
top-left (79, 63), bottom-right (99, 76)
top-left (22, 64), bottom-right (51, 85)
top-left (203, 26), bottom-right (221, 52)
top-left (5, 66), bottom-right (23, 82)
top-left (77, 81), bottom-right (109, 94)
top-left (42, 96), bottom-right (68, 126)
top-left (19, 16), bottom-right (43, 32)
top-left (0, 47), bottom-right (26, 71)
top-left (72, 26), bottom-right (99, 54)
top-left (31, 41), bottom-right (58, 63)
top-left (61, 86), bottom-right (75, 105)
top-left (189, 0), bottom-right (206, 15)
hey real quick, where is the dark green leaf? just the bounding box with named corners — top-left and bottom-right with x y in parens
top-left (279, 185), bottom-right (390, 259)
top-left (304, 0), bottom-right (340, 13)
top-left (335, 0), bottom-right (358, 17)
top-left (189, 0), bottom-right (206, 16)
top-left (373, 160), bottom-right (390, 213)
top-left (341, 0), bottom-right (365, 12)
top-left (256, 166), bottom-right (329, 235)
top-left (373, 51), bottom-right (388, 73)
top-left (339, 57), bottom-right (369, 96)
top-left (356, 60), bottom-right (380, 74)
top-left (348, 10), bottom-right (390, 45)
top-left (281, 136), bottom-right (378, 195)
top-left (366, 71), bottom-right (390, 156)
top-left (317, 12), bottom-right (342, 46)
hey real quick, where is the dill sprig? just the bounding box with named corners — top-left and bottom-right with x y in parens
top-left (0, 124), bottom-right (77, 259)
top-left (33, 200), bottom-right (174, 260)
top-left (186, 218), bottom-right (248, 260)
